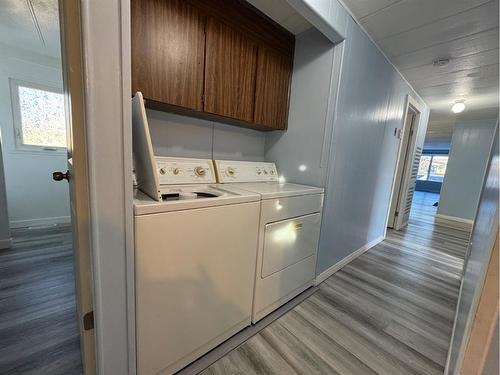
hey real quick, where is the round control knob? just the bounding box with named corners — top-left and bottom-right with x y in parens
top-left (159, 168), bottom-right (167, 175)
top-left (172, 168), bottom-right (180, 175)
top-left (194, 166), bottom-right (206, 177)
top-left (226, 167), bottom-right (235, 177)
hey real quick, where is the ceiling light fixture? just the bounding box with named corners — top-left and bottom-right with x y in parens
top-left (451, 101), bottom-right (466, 114)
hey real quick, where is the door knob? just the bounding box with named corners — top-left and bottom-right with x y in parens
top-left (53, 170), bottom-right (70, 182)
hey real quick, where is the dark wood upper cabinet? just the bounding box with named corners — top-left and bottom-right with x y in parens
top-left (254, 48), bottom-right (293, 130)
top-left (131, 0), bottom-right (205, 111)
top-left (131, 0), bottom-right (295, 130)
top-left (204, 18), bottom-right (257, 122)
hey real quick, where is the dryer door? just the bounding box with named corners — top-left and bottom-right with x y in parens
top-left (262, 213), bottom-right (321, 278)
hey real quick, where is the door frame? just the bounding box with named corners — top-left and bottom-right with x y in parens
top-left (79, 0), bottom-right (136, 373)
top-left (59, 0), bottom-right (135, 373)
top-left (59, 0), bottom-right (96, 373)
top-left (386, 94), bottom-right (422, 230)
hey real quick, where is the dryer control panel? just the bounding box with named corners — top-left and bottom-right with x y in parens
top-left (214, 160), bottom-right (278, 183)
top-left (156, 157), bottom-right (216, 185)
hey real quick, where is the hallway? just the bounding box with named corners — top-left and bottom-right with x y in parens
top-left (202, 192), bottom-right (471, 374)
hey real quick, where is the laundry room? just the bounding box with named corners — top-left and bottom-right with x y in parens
top-left (2, 0), bottom-right (498, 374)
top-left (128, 0), bottom-right (430, 374)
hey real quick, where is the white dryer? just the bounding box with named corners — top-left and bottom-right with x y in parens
top-left (214, 160), bottom-right (324, 322)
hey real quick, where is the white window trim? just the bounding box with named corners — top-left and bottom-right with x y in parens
top-left (9, 78), bottom-right (67, 153)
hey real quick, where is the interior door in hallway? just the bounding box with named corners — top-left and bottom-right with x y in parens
top-left (388, 96), bottom-right (422, 230)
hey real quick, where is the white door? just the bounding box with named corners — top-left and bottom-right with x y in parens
top-left (55, 1), bottom-right (96, 373)
top-left (388, 95), bottom-right (423, 231)
top-left (393, 111), bottom-right (420, 230)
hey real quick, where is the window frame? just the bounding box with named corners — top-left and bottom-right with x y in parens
top-left (417, 154), bottom-right (433, 181)
top-left (417, 151), bottom-right (449, 182)
top-left (10, 78), bottom-right (67, 153)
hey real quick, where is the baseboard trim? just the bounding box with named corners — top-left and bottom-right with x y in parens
top-left (0, 237), bottom-right (12, 249)
top-left (314, 235), bottom-right (384, 286)
top-left (435, 214), bottom-right (474, 226)
top-left (10, 216), bottom-right (71, 229)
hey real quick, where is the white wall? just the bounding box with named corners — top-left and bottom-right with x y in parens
top-left (0, 52), bottom-right (70, 228)
top-left (438, 118), bottom-right (497, 221)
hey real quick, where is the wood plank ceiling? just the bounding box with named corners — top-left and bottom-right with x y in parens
top-left (0, 0), bottom-right (60, 59)
top-left (342, 0), bottom-right (499, 148)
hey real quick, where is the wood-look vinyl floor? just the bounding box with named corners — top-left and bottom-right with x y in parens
top-left (202, 192), bottom-right (471, 375)
top-left (0, 224), bottom-right (82, 375)
top-left (0, 192), bottom-right (470, 375)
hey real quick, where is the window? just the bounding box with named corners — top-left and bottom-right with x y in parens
top-left (11, 80), bottom-right (66, 151)
top-left (417, 153), bottom-right (449, 182)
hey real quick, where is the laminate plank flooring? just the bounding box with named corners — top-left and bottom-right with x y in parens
top-left (202, 192), bottom-right (471, 375)
top-left (0, 224), bottom-right (82, 375)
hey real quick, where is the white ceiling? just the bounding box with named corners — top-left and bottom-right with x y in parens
top-left (342, 0), bottom-right (499, 146)
top-left (0, 0), bottom-right (61, 59)
top-left (246, 0), bottom-right (312, 34)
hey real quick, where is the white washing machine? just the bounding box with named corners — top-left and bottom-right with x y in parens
top-left (134, 158), bottom-right (261, 375)
top-left (214, 160), bottom-right (324, 323)
top-left (132, 93), bottom-right (261, 374)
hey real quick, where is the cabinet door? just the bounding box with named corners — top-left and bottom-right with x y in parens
top-left (131, 0), bottom-right (205, 111)
top-left (254, 48), bottom-right (293, 130)
top-left (204, 18), bottom-right (257, 122)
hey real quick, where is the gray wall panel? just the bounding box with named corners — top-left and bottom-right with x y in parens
top-left (445, 122), bottom-right (499, 374)
top-left (438, 118), bottom-right (497, 221)
top-left (145, 109), bottom-right (266, 161)
top-left (147, 109), bottom-right (213, 159)
top-left (213, 122), bottom-right (265, 161)
top-left (317, 17), bottom-right (429, 273)
top-left (265, 28), bottom-right (336, 187)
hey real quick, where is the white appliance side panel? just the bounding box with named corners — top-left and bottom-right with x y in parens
top-left (260, 194), bottom-right (323, 223)
top-left (135, 202), bottom-right (260, 375)
top-left (262, 213), bottom-right (321, 278)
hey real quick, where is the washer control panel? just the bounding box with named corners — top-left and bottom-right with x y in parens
top-left (155, 157), bottom-right (216, 185)
top-left (214, 160), bottom-right (278, 183)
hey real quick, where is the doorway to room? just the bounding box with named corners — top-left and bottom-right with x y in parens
top-left (0, 1), bottom-right (93, 374)
top-left (388, 95), bottom-right (422, 230)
